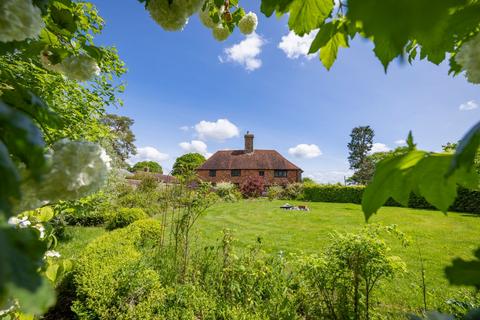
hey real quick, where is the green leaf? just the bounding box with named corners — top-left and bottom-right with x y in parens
top-left (449, 121), bottom-right (480, 176)
top-left (412, 154), bottom-right (458, 213)
top-left (260, 0), bottom-right (293, 17)
top-left (362, 150), bottom-right (426, 221)
top-left (309, 21), bottom-right (338, 54)
top-left (445, 248), bottom-right (480, 288)
top-left (288, 0), bottom-right (334, 36)
top-left (0, 227), bottom-right (55, 314)
top-left (0, 141), bottom-right (21, 216)
top-left (319, 30), bottom-right (348, 70)
top-left (0, 100), bottom-right (47, 179)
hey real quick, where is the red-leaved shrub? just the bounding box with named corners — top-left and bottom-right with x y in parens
top-left (240, 176), bottom-right (265, 198)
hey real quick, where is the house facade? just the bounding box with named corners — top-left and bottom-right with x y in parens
top-left (196, 132), bottom-right (302, 186)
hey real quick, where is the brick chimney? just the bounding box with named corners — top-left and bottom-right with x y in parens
top-left (244, 131), bottom-right (254, 153)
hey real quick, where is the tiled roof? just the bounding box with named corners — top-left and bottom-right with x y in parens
top-left (197, 150), bottom-right (302, 171)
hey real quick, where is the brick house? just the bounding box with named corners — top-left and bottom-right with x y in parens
top-left (196, 132), bottom-right (302, 187)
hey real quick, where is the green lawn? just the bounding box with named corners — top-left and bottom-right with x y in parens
top-left (195, 200), bottom-right (480, 314)
top-left (57, 199), bottom-right (480, 316)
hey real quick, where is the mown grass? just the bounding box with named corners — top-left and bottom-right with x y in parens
top-left (194, 199), bottom-right (480, 315)
top-left (57, 199), bottom-right (480, 316)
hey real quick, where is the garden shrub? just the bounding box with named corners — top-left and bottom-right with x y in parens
top-left (267, 185), bottom-right (284, 200)
top-left (303, 184), bottom-right (364, 204)
top-left (240, 176), bottom-right (265, 198)
top-left (303, 185), bottom-right (480, 214)
top-left (70, 218), bottom-right (407, 320)
top-left (105, 207), bottom-right (148, 230)
top-left (115, 185), bottom-right (162, 216)
top-left (283, 182), bottom-right (304, 200)
top-left (72, 219), bottom-right (164, 320)
top-left (54, 192), bottom-right (109, 226)
top-left (215, 182), bottom-right (241, 202)
top-left (295, 226), bottom-right (406, 319)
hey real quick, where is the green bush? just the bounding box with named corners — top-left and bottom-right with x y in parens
top-left (54, 192), bottom-right (109, 226)
top-left (105, 208), bottom-right (148, 230)
top-left (302, 185), bottom-right (480, 214)
top-left (72, 219), bottom-right (164, 320)
top-left (284, 183), bottom-right (304, 200)
top-left (267, 185), bottom-right (284, 201)
top-left (215, 182), bottom-right (241, 202)
top-left (303, 184), bottom-right (364, 204)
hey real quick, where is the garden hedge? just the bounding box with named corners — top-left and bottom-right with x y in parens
top-left (303, 185), bottom-right (480, 214)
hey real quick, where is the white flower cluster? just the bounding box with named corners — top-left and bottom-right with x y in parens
top-left (0, 0), bottom-right (44, 43)
top-left (8, 216), bottom-right (31, 228)
top-left (238, 12), bottom-right (257, 35)
top-left (212, 24), bottom-right (231, 42)
top-left (455, 34), bottom-right (480, 84)
top-left (198, 4), bottom-right (232, 42)
top-left (8, 216), bottom-right (44, 238)
top-left (147, 0), bottom-right (204, 31)
top-left (40, 52), bottom-right (100, 82)
top-left (45, 250), bottom-right (61, 258)
top-left (15, 140), bottom-right (111, 213)
top-left (39, 139), bottom-right (111, 202)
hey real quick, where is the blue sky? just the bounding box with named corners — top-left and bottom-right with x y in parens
top-left (94, 1), bottom-right (479, 182)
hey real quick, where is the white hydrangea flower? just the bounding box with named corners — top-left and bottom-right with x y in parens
top-left (0, 0), bottom-right (44, 43)
top-left (147, 0), bottom-right (204, 31)
top-left (212, 24), bottom-right (231, 42)
top-left (33, 223), bottom-right (46, 239)
top-left (455, 33), bottom-right (480, 84)
top-left (238, 12), bottom-right (257, 35)
top-left (8, 216), bottom-right (31, 228)
top-left (60, 55), bottom-right (101, 82)
top-left (44, 250), bottom-right (61, 258)
top-left (38, 140), bottom-right (111, 202)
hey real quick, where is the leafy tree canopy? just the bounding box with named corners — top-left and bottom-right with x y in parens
top-left (347, 126), bottom-right (374, 185)
top-left (101, 114), bottom-right (137, 164)
top-left (131, 161), bottom-right (163, 174)
top-left (172, 153), bottom-right (206, 177)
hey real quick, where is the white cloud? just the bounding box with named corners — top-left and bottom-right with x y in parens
top-left (278, 30), bottom-right (318, 60)
top-left (304, 170), bottom-right (353, 184)
top-left (179, 126), bottom-right (190, 131)
top-left (194, 118), bottom-right (240, 141)
top-left (179, 140), bottom-right (208, 154)
top-left (369, 143), bottom-right (391, 154)
top-left (459, 100), bottom-right (478, 111)
top-left (288, 144), bottom-right (322, 158)
top-left (127, 146), bottom-right (169, 165)
top-left (221, 33), bottom-right (265, 71)
top-left (395, 139), bottom-right (406, 145)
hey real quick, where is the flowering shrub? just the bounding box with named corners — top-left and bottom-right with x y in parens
top-left (0, 0), bottom-right (44, 42)
top-left (284, 182), bottom-right (304, 200)
top-left (240, 176), bottom-right (265, 198)
top-left (215, 181), bottom-right (241, 202)
top-left (238, 12), bottom-right (257, 35)
top-left (267, 185), bottom-right (284, 200)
